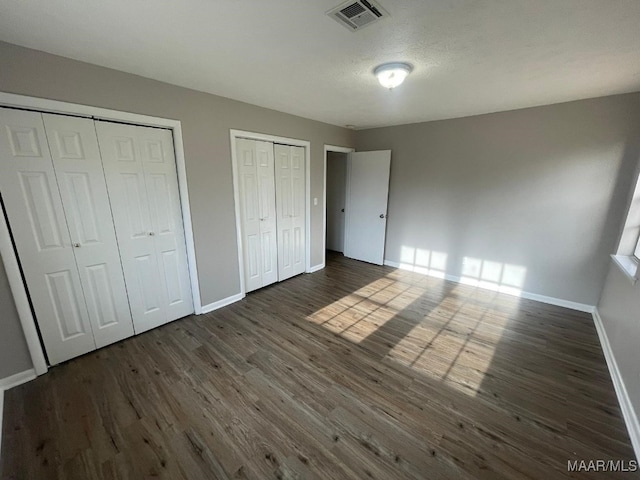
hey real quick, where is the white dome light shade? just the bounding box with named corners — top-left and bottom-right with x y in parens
top-left (374, 62), bottom-right (413, 89)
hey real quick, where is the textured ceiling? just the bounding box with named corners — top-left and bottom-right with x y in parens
top-left (1, 0), bottom-right (639, 129)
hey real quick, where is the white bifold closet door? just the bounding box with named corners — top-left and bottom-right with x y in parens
top-left (274, 144), bottom-right (306, 281)
top-left (42, 113), bottom-right (134, 348)
top-left (236, 138), bottom-right (278, 292)
top-left (0, 108), bottom-right (134, 365)
top-left (95, 121), bottom-right (193, 334)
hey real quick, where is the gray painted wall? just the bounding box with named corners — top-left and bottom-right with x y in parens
top-left (598, 263), bottom-right (640, 417)
top-left (0, 259), bottom-right (32, 379)
top-left (597, 156), bottom-right (640, 427)
top-left (0, 41), bottom-right (354, 305)
top-left (326, 152), bottom-right (347, 252)
top-left (0, 40), bottom-right (354, 378)
top-left (356, 93), bottom-right (640, 305)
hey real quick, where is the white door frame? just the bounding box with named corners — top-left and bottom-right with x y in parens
top-left (0, 92), bottom-right (203, 375)
top-left (230, 129), bottom-right (311, 295)
top-left (320, 145), bottom-right (355, 271)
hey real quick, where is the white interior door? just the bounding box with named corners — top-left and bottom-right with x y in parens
top-left (290, 146), bottom-right (306, 277)
top-left (236, 138), bottom-right (263, 292)
top-left (236, 138), bottom-right (278, 292)
top-left (0, 108), bottom-right (96, 364)
top-left (96, 121), bottom-right (193, 333)
top-left (138, 126), bottom-right (194, 322)
top-left (96, 121), bottom-right (165, 332)
top-left (274, 144), bottom-right (305, 281)
top-left (344, 150), bottom-right (391, 265)
top-left (42, 113), bottom-right (134, 348)
top-left (255, 140), bottom-right (279, 287)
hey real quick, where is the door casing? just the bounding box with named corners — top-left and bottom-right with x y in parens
top-left (320, 145), bottom-right (355, 270)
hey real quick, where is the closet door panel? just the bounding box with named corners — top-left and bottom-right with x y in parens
top-left (121, 172), bottom-right (152, 239)
top-left (135, 253), bottom-right (164, 314)
top-left (274, 144), bottom-right (294, 280)
top-left (276, 147), bottom-right (293, 218)
top-left (247, 234), bottom-right (261, 280)
top-left (139, 126), bottom-right (193, 319)
top-left (261, 230), bottom-right (275, 280)
top-left (255, 140), bottom-right (278, 286)
top-left (0, 108), bottom-right (96, 364)
top-left (95, 121), bottom-right (166, 333)
top-left (275, 145), bottom-right (305, 280)
top-left (43, 114), bottom-right (134, 348)
top-left (237, 138), bottom-right (264, 292)
top-left (290, 146), bottom-right (306, 276)
top-left (237, 138), bottom-right (278, 291)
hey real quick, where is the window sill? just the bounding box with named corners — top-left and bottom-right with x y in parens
top-left (611, 255), bottom-right (639, 286)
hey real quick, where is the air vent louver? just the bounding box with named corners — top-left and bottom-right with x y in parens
top-left (340, 3), bottom-right (366, 18)
top-left (327, 0), bottom-right (389, 32)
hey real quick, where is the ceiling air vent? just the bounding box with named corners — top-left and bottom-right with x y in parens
top-left (327, 0), bottom-right (389, 32)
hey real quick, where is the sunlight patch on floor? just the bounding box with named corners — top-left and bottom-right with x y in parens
top-left (386, 297), bottom-right (512, 396)
top-left (307, 278), bottom-right (419, 344)
top-left (306, 253), bottom-right (524, 398)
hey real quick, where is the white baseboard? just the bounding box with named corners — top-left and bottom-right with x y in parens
top-left (383, 260), bottom-right (594, 313)
top-left (307, 263), bottom-right (325, 274)
top-left (592, 308), bottom-right (640, 460)
top-left (520, 291), bottom-right (594, 313)
top-left (0, 368), bottom-right (36, 391)
top-left (200, 292), bottom-right (245, 314)
top-left (0, 368), bottom-right (36, 458)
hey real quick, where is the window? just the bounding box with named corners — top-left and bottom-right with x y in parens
top-left (613, 170), bottom-right (640, 283)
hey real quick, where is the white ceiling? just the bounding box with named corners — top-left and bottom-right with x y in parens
top-left (1, 0), bottom-right (639, 129)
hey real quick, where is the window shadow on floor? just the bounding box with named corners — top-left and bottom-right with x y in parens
top-left (300, 253), bottom-right (636, 466)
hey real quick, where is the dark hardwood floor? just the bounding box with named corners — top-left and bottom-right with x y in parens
top-left (2, 252), bottom-right (637, 479)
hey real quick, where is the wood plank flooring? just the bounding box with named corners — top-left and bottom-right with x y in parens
top-left (2, 252), bottom-right (637, 479)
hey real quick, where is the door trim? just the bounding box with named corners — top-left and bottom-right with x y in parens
top-left (0, 212), bottom-right (48, 375)
top-left (0, 92), bottom-right (203, 375)
top-left (321, 145), bottom-right (355, 271)
top-left (230, 129), bottom-right (311, 296)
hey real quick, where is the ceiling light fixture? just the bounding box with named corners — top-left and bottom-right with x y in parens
top-left (374, 62), bottom-right (413, 89)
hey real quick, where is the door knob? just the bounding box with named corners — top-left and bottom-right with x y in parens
top-left (341, 208), bottom-right (345, 213)
top-left (149, 232), bottom-right (155, 236)
top-left (73, 243), bottom-right (81, 248)
top-left (379, 214), bottom-right (385, 219)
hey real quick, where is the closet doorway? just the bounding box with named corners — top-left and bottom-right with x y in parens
top-left (326, 151), bottom-right (348, 254)
top-left (0, 92), bottom-right (201, 375)
top-left (0, 109), bottom-right (194, 365)
top-left (230, 130), bottom-right (311, 295)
